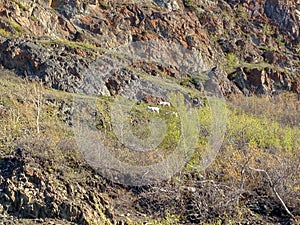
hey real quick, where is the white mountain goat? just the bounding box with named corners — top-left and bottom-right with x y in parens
top-left (158, 101), bottom-right (171, 107)
top-left (147, 106), bottom-right (160, 113)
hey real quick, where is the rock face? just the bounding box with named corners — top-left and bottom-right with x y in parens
top-left (229, 67), bottom-right (294, 96)
top-left (264, 0), bottom-right (299, 41)
top-left (0, 149), bottom-right (113, 224)
top-left (0, 0), bottom-right (299, 98)
top-left (0, 38), bottom-right (91, 92)
top-left (0, 0), bottom-right (76, 38)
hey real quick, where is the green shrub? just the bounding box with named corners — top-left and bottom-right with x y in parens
top-left (225, 53), bottom-right (239, 72)
top-left (10, 20), bottom-right (22, 33)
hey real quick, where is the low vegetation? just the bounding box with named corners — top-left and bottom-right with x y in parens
top-left (0, 70), bottom-right (299, 224)
top-left (39, 38), bottom-right (105, 57)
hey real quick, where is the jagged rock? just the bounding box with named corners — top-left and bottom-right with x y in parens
top-left (0, 149), bottom-right (113, 224)
top-left (291, 77), bottom-right (300, 94)
top-left (264, 0), bottom-right (300, 40)
top-left (229, 68), bottom-right (251, 96)
top-left (262, 50), bottom-right (288, 66)
top-left (218, 39), bottom-right (237, 54)
top-left (0, 0), bottom-right (299, 98)
top-left (0, 38), bottom-right (94, 93)
top-left (153, 0), bottom-right (180, 11)
top-left (205, 66), bottom-right (241, 97)
top-left (229, 67), bottom-right (293, 96)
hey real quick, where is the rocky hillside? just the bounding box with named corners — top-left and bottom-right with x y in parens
top-left (0, 0), bottom-right (300, 224)
top-left (0, 0), bottom-right (299, 96)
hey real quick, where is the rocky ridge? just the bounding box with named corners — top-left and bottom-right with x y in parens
top-left (0, 0), bottom-right (299, 98)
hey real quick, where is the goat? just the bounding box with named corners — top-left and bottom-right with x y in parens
top-left (147, 106), bottom-right (160, 113)
top-left (158, 101), bottom-right (171, 107)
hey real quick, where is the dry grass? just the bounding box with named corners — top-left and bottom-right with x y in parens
top-left (0, 70), bottom-right (299, 224)
top-left (228, 93), bottom-right (300, 127)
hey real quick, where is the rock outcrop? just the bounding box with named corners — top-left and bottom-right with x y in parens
top-left (0, 38), bottom-right (91, 92)
top-left (0, 148), bottom-right (114, 224)
top-left (0, 0), bottom-right (299, 98)
top-left (229, 67), bottom-right (295, 96)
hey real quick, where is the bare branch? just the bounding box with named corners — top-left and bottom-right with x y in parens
top-left (240, 158), bottom-right (250, 189)
top-left (249, 166), bottom-right (295, 218)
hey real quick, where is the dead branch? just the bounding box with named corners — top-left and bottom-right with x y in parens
top-left (249, 166), bottom-right (295, 218)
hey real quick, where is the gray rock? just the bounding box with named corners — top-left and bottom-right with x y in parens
top-left (0, 38), bottom-right (93, 93)
top-left (264, 0), bottom-right (299, 39)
